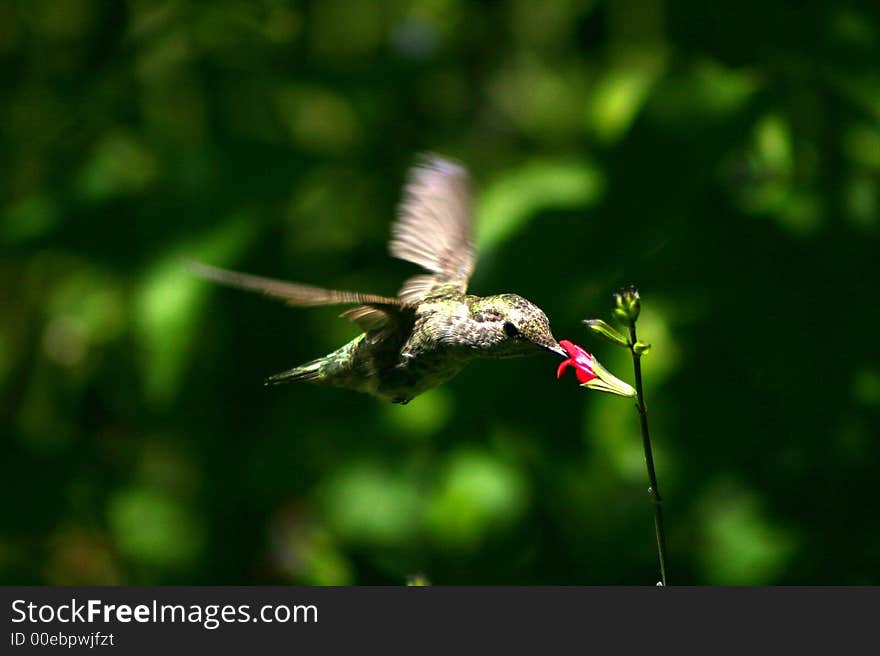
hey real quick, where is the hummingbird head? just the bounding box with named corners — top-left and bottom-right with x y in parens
top-left (468, 294), bottom-right (567, 360)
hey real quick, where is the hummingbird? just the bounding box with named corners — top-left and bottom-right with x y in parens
top-left (189, 155), bottom-right (568, 404)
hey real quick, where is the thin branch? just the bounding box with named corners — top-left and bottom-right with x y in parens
top-left (628, 322), bottom-right (668, 586)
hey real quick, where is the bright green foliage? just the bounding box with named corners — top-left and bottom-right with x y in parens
top-left (2, 0), bottom-right (879, 585)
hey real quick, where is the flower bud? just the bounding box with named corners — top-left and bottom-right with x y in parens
top-left (613, 286), bottom-right (641, 324)
top-left (633, 341), bottom-right (652, 356)
top-left (583, 319), bottom-right (630, 348)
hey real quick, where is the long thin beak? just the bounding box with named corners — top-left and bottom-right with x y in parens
top-left (543, 341), bottom-right (568, 358)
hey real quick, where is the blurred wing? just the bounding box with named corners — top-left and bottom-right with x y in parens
top-left (338, 304), bottom-right (396, 333)
top-left (186, 259), bottom-right (401, 331)
top-left (390, 155), bottom-right (476, 304)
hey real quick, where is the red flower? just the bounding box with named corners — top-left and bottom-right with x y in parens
top-left (556, 339), bottom-right (597, 384)
top-left (556, 339), bottom-right (636, 397)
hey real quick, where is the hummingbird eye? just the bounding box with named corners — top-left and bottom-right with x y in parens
top-left (503, 321), bottom-right (519, 338)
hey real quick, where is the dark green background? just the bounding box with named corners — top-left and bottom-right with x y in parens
top-left (3, 0), bottom-right (879, 585)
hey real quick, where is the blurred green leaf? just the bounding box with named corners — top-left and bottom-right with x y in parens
top-left (321, 463), bottom-right (423, 546)
top-left (698, 482), bottom-right (795, 585)
top-left (590, 53), bottom-right (667, 143)
top-left (853, 369), bottom-right (880, 407)
top-left (383, 388), bottom-right (453, 439)
top-left (1, 195), bottom-right (59, 244)
top-left (135, 215), bottom-right (255, 404)
top-left (108, 487), bottom-right (203, 569)
top-left (649, 59), bottom-right (760, 123)
top-left (275, 86), bottom-right (361, 154)
top-left (77, 132), bottom-right (159, 201)
top-left (427, 450), bottom-right (527, 549)
top-left (476, 160), bottom-right (604, 252)
top-left (272, 518), bottom-right (353, 585)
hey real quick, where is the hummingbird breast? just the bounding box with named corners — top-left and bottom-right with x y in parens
top-left (309, 297), bottom-right (475, 404)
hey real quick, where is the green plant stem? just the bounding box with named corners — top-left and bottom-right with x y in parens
top-left (628, 323), bottom-right (668, 586)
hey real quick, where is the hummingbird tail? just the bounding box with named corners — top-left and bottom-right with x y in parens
top-left (265, 359), bottom-right (324, 386)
